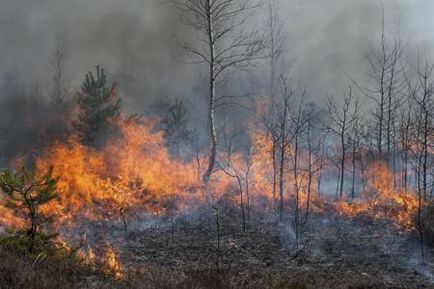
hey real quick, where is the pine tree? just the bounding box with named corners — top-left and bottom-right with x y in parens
top-left (162, 99), bottom-right (193, 157)
top-left (75, 66), bottom-right (121, 148)
top-left (0, 166), bottom-right (58, 242)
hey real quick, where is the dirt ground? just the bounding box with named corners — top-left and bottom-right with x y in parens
top-left (114, 206), bottom-right (434, 289)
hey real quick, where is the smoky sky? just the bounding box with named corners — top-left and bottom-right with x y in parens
top-left (0, 0), bottom-right (433, 114)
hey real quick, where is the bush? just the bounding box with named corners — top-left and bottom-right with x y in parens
top-left (0, 230), bottom-right (53, 256)
top-left (0, 228), bottom-right (81, 261)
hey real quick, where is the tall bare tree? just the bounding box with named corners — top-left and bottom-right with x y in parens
top-left (303, 104), bottom-right (326, 222)
top-left (357, 9), bottom-right (403, 161)
top-left (413, 61), bottom-right (433, 201)
top-left (260, 0), bottom-right (287, 217)
top-left (263, 0), bottom-right (285, 96)
top-left (289, 87), bottom-right (309, 250)
top-left (399, 73), bottom-right (416, 193)
top-left (326, 88), bottom-right (359, 200)
top-left (171, 0), bottom-right (264, 184)
top-left (51, 32), bottom-right (70, 111)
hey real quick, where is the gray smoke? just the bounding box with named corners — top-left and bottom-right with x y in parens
top-left (0, 0), bottom-right (432, 131)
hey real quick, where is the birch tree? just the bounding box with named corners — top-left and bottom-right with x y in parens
top-left (171, 0), bottom-right (264, 184)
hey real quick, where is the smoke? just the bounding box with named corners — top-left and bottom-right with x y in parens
top-left (0, 0), bottom-right (430, 104)
top-left (0, 0), bottom-right (192, 111)
top-left (0, 0), bottom-right (432, 159)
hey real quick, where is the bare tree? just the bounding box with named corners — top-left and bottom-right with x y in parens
top-left (171, 0), bottom-right (264, 184)
top-left (218, 128), bottom-right (252, 231)
top-left (263, 0), bottom-right (285, 96)
top-left (289, 87), bottom-right (309, 250)
top-left (413, 60), bottom-right (433, 201)
top-left (303, 104), bottom-right (326, 221)
top-left (51, 31), bottom-right (70, 111)
top-left (326, 88), bottom-right (359, 200)
top-left (357, 9), bottom-right (404, 161)
top-left (316, 137), bottom-right (328, 197)
top-left (257, 102), bottom-right (280, 214)
top-left (399, 72), bottom-right (416, 193)
top-left (384, 40), bottom-right (404, 166)
top-left (349, 113), bottom-right (364, 199)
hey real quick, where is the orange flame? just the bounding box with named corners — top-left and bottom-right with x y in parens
top-left (337, 162), bottom-right (418, 230)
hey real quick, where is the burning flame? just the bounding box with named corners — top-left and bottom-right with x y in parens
top-left (35, 116), bottom-right (201, 231)
top-left (337, 162), bottom-right (418, 229)
top-left (103, 247), bottom-right (123, 280)
top-left (0, 104), bottom-right (423, 275)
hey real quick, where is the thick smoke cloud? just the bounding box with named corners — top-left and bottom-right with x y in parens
top-left (0, 0), bottom-right (432, 111)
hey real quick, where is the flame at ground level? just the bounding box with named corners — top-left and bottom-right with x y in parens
top-left (0, 116), bottom-right (424, 270)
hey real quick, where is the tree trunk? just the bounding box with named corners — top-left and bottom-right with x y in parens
top-left (278, 100), bottom-right (288, 220)
top-left (203, 0), bottom-right (217, 185)
top-left (237, 176), bottom-right (246, 232)
top-left (293, 132), bottom-right (300, 252)
top-left (305, 121), bottom-right (313, 223)
top-left (351, 139), bottom-right (357, 199)
top-left (340, 132), bottom-right (346, 199)
top-left (272, 138), bottom-right (278, 215)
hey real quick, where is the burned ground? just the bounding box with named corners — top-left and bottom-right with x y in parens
top-left (102, 205), bottom-right (434, 289)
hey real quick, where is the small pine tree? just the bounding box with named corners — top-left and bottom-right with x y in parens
top-left (75, 65), bottom-right (121, 148)
top-left (0, 166), bottom-right (58, 242)
top-left (162, 99), bottom-right (193, 156)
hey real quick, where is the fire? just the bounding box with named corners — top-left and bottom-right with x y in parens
top-left (0, 103), bottom-right (423, 273)
top-left (248, 130), bottom-right (324, 214)
top-left (0, 202), bottom-right (24, 231)
top-left (103, 247), bottom-right (123, 280)
top-left (35, 116), bottom-right (201, 232)
top-left (0, 114), bottom-right (418, 234)
top-left (337, 162), bottom-right (419, 229)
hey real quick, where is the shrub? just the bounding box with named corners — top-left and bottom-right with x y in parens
top-left (0, 166), bottom-right (58, 252)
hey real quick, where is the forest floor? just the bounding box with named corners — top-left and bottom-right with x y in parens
top-left (116, 206), bottom-right (434, 289)
top-left (1, 206), bottom-right (434, 289)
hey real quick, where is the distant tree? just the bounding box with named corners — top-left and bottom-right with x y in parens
top-left (0, 74), bottom-right (57, 162)
top-left (263, 0), bottom-right (286, 97)
top-left (363, 11), bottom-right (403, 161)
top-left (0, 166), bottom-right (58, 244)
top-left (51, 32), bottom-right (70, 112)
top-left (276, 78), bottom-right (292, 220)
top-left (162, 99), bottom-right (193, 157)
top-left (75, 66), bottom-right (121, 148)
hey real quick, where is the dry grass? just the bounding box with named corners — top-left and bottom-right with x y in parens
top-left (0, 247), bottom-right (277, 289)
top-left (0, 244), bottom-right (428, 289)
